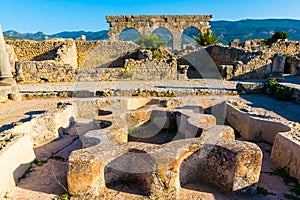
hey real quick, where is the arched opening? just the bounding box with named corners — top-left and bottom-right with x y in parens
top-left (181, 27), bottom-right (200, 49)
top-left (119, 28), bottom-right (141, 42)
top-left (152, 28), bottom-right (173, 51)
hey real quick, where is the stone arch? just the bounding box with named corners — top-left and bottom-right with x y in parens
top-left (181, 27), bottom-right (201, 49)
top-left (118, 28), bottom-right (141, 42)
top-left (106, 15), bottom-right (213, 51)
top-left (151, 27), bottom-right (173, 50)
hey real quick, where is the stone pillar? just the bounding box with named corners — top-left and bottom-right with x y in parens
top-left (0, 25), bottom-right (14, 85)
top-left (172, 31), bottom-right (181, 51)
top-left (108, 32), bottom-right (118, 41)
top-left (270, 54), bottom-right (286, 81)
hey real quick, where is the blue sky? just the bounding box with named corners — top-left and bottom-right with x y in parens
top-left (1, 0), bottom-right (300, 34)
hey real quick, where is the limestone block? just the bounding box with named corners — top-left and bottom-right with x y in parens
top-left (0, 134), bottom-right (35, 198)
top-left (226, 104), bottom-right (291, 143)
top-left (6, 104), bottom-right (77, 147)
top-left (271, 132), bottom-right (300, 182)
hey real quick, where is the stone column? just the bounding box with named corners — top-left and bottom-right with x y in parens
top-left (270, 54), bottom-right (286, 81)
top-left (172, 31), bottom-right (181, 51)
top-left (0, 25), bottom-right (14, 85)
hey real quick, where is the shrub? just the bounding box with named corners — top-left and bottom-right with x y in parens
top-left (267, 78), bottom-right (293, 101)
top-left (262, 31), bottom-right (289, 46)
top-left (193, 31), bottom-right (219, 46)
top-left (136, 34), bottom-right (167, 50)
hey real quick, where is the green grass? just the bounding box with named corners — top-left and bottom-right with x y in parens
top-left (257, 186), bottom-right (270, 196)
top-left (270, 167), bottom-right (300, 199)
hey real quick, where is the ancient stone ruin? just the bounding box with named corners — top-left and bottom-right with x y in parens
top-left (67, 97), bottom-right (262, 199)
top-left (106, 15), bottom-right (212, 50)
top-left (0, 25), bottom-right (19, 102)
top-left (1, 14), bottom-right (300, 200)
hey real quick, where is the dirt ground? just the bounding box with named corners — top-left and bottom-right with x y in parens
top-left (1, 95), bottom-right (300, 200)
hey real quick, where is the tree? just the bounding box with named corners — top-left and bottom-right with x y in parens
top-left (193, 31), bottom-right (219, 46)
top-left (136, 34), bottom-right (167, 50)
top-left (262, 31), bottom-right (289, 46)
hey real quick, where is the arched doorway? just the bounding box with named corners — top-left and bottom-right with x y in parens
top-left (181, 27), bottom-right (200, 49)
top-left (119, 28), bottom-right (141, 42)
top-left (152, 28), bottom-right (173, 51)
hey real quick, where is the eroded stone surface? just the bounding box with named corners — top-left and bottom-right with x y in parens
top-left (271, 132), bottom-right (300, 182)
top-left (68, 97), bottom-right (262, 199)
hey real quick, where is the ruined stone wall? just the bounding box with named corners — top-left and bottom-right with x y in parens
top-left (15, 61), bottom-right (76, 83)
top-left (106, 15), bottom-right (212, 50)
top-left (76, 40), bottom-right (139, 68)
top-left (6, 39), bottom-right (78, 68)
top-left (76, 68), bottom-right (125, 82)
top-left (124, 58), bottom-right (177, 80)
top-left (203, 41), bottom-right (300, 80)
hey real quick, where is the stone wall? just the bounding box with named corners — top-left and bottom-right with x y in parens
top-left (203, 41), bottom-right (300, 80)
top-left (75, 40), bottom-right (139, 68)
top-left (123, 49), bottom-right (178, 81)
top-left (286, 54), bottom-right (300, 75)
top-left (6, 38), bottom-right (78, 68)
top-left (124, 58), bottom-right (177, 80)
top-left (15, 61), bottom-right (76, 82)
top-left (76, 68), bottom-right (125, 82)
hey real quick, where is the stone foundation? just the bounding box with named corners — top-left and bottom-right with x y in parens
top-left (67, 97), bottom-right (262, 199)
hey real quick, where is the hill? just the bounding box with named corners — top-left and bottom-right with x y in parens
top-left (211, 19), bottom-right (300, 44)
top-left (3, 30), bottom-right (109, 41)
top-left (4, 19), bottom-right (300, 44)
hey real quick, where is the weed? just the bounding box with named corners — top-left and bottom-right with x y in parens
top-left (123, 67), bottom-right (134, 79)
top-left (53, 172), bottom-right (70, 200)
top-left (50, 154), bottom-right (65, 162)
top-left (290, 184), bottom-right (300, 195)
top-left (271, 167), bottom-right (298, 184)
top-left (34, 159), bottom-right (48, 166)
top-left (18, 167), bottom-right (35, 182)
top-left (268, 78), bottom-right (293, 101)
top-left (271, 167), bottom-right (300, 199)
top-left (257, 186), bottom-right (270, 196)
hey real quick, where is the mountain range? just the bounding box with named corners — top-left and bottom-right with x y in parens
top-left (4, 19), bottom-right (300, 44)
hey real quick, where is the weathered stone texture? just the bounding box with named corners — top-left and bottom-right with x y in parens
top-left (5, 104), bottom-right (77, 147)
top-left (76, 68), bottom-right (125, 82)
top-left (68, 97), bottom-right (262, 199)
top-left (106, 15), bottom-right (212, 50)
top-left (124, 58), bottom-right (177, 81)
top-left (5, 44), bottom-right (17, 75)
top-left (76, 40), bottom-right (139, 68)
top-left (226, 103), bottom-right (291, 143)
top-left (286, 54), bottom-right (300, 76)
top-left (0, 135), bottom-right (35, 199)
top-left (15, 61), bottom-right (76, 82)
top-left (271, 132), bottom-right (300, 182)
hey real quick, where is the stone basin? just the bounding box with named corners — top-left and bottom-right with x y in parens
top-left (67, 97), bottom-right (262, 199)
